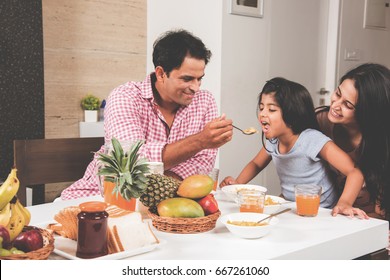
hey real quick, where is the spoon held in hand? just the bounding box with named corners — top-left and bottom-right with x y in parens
top-left (232, 125), bottom-right (259, 135)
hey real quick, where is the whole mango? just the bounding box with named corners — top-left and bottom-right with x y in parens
top-left (177, 174), bottom-right (213, 199)
top-left (157, 198), bottom-right (204, 218)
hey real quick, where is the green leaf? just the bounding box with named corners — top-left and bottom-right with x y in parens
top-left (97, 166), bottom-right (119, 176)
top-left (97, 138), bottom-right (150, 201)
top-left (96, 152), bottom-right (121, 171)
top-left (111, 138), bottom-right (125, 168)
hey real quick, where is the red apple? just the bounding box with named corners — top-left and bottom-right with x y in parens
top-left (197, 193), bottom-right (219, 215)
top-left (13, 229), bottom-right (44, 252)
top-left (0, 225), bottom-right (11, 249)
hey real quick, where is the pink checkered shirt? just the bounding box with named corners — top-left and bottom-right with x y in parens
top-left (61, 74), bottom-right (218, 200)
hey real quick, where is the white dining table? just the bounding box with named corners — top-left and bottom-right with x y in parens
top-left (28, 191), bottom-right (389, 260)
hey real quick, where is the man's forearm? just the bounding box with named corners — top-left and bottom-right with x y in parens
top-left (162, 133), bottom-right (204, 170)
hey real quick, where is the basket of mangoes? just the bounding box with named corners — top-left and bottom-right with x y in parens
top-left (140, 174), bottom-right (221, 234)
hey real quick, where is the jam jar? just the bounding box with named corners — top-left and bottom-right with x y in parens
top-left (76, 201), bottom-right (109, 259)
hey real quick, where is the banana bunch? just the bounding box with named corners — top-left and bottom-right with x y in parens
top-left (5, 197), bottom-right (31, 241)
top-left (0, 168), bottom-right (31, 241)
top-left (0, 203), bottom-right (12, 226)
top-left (0, 168), bottom-right (19, 210)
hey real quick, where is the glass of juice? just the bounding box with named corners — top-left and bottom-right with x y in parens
top-left (209, 168), bottom-right (219, 191)
top-left (238, 190), bottom-right (266, 213)
top-left (295, 184), bottom-right (322, 217)
top-left (96, 140), bottom-right (139, 211)
top-left (147, 162), bottom-right (164, 175)
top-left (102, 180), bottom-right (136, 211)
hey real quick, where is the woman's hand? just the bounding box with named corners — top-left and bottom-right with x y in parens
top-left (332, 202), bottom-right (369, 219)
top-left (219, 176), bottom-right (237, 188)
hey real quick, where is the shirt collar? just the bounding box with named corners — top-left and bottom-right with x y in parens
top-left (142, 72), bottom-right (192, 116)
top-left (139, 73), bottom-right (155, 100)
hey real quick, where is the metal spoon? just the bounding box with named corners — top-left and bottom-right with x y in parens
top-left (257, 208), bottom-right (291, 224)
top-left (232, 125), bottom-right (259, 135)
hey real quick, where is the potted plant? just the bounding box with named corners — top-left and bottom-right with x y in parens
top-left (81, 94), bottom-right (100, 122)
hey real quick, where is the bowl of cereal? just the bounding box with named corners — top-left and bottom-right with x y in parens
top-left (264, 195), bottom-right (287, 214)
top-left (221, 184), bottom-right (267, 202)
top-left (219, 212), bottom-right (278, 239)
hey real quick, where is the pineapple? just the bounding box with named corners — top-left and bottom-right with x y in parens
top-left (139, 173), bottom-right (180, 212)
top-left (96, 138), bottom-right (150, 200)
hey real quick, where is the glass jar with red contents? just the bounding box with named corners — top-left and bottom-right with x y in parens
top-left (76, 201), bottom-right (108, 259)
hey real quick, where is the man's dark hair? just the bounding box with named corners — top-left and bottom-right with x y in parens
top-left (152, 29), bottom-right (212, 76)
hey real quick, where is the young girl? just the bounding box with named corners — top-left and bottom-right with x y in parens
top-left (221, 77), bottom-right (367, 217)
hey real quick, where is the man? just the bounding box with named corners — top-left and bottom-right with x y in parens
top-left (61, 29), bottom-right (233, 199)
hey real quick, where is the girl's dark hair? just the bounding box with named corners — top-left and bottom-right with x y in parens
top-left (341, 63), bottom-right (390, 220)
top-left (152, 29), bottom-right (212, 76)
top-left (258, 77), bottom-right (319, 135)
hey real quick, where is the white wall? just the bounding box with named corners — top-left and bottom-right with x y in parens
top-left (219, 0), bottom-right (270, 190)
top-left (337, 0), bottom-right (390, 79)
top-left (220, 0), bottom-right (330, 195)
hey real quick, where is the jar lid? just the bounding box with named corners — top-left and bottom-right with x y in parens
top-left (79, 201), bottom-right (107, 212)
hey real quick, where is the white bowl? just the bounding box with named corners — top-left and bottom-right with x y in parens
top-left (221, 184), bottom-right (268, 202)
top-left (264, 195), bottom-right (287, 214)
top-left (219, 212), bottom-right (278, 239)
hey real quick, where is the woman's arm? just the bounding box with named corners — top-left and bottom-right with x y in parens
top-left (319, 141), bottom-right (368, 219)
top-left (220, 148), bottom-right (272, 187)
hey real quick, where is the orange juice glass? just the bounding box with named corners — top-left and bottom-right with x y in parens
top-left (238, 190), bottom-right (265, 213)
top-left (209, 168), bottom-right (219, 191)
top-left (103, 181), bottom-right (136, 211)
top-left (295, 185), bottom-right (322, 217)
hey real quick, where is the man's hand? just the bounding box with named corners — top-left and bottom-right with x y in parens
top-left (199, 114), bottom-right (233, 149)
top-left (162, 114), bottom-right (232, 170)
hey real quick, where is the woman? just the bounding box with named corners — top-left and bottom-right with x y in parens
top-left (316, 63), bottom-right (390, 221)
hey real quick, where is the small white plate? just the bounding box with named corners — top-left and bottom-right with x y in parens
top-left (221, 184), bottom-right (268, 202)
top-left (53, 236), bottom-right (166, 260)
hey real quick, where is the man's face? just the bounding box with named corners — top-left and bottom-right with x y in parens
top-left (159, 56), bottom-right (206, 107)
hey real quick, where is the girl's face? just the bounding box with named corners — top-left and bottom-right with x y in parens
top-left (328, 79), bottom-right (358, 126)
top-left (258, 93), bottom-right (291, 139)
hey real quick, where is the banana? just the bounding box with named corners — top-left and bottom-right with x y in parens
top-left (0, 202), bottom-right (12, 226)
top-left (15, 199), bottom-right (30, 226)
top-left (0, 168), bottom-right (20, 210)
top-left (5, 202), bottom-right (25, 241)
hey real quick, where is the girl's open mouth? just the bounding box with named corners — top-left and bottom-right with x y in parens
top-left (261, 121), bottom-right (270, 133)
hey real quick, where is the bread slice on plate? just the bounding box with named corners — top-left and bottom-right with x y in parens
top-left (107, 210), bottom-right (159, 254)
top-left (49, 204), bottom-right (159, 255)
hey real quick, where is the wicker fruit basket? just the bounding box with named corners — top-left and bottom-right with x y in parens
top-left (0, 226), bottom-right (54, 260)
top-left (148, 210), bottom-right (221, 234)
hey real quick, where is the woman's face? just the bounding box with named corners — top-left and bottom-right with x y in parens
top-left (328, 79), bottom-right (358, 126)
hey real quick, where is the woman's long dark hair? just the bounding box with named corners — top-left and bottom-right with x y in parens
top-left (258, 77), bottom-right (319, 148)
top-left (341, 63), bottom-right (390, 220)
